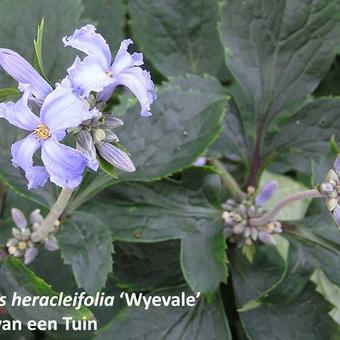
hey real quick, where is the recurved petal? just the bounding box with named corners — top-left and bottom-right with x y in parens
top-left (11, 134), bottom-right (41, 171)
top-left (0, 48), bottom-right (52, 100)
top-left (334, 156), bottom-right (340, 175)
top-left (25, 166), bottom-right (49, 190)
top-left (67, 56), bottom-right (114, 98)
top-left (114, 67), bottom-right (157, 117)
top-left (333, 205), bottom-right (340, 227)
top-left (41, 138), bottom-right (88, 188)
top-left (111, 39), bottom-right (143, 74)
top-left (97, 142), bottom-right (135, 172)
top-left (63, 24), bottom-right (111, 67)
top-left (2, 90), bottom-right (40, 130)
top-left (40, 85), bottom-right (97, 132)
top-left (255, 180), bottom-right (278, 206)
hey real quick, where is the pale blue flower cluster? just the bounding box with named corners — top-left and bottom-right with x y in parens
top-left (0, 25), bottom-right (156, 189)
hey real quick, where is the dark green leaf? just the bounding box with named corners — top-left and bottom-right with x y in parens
top-left (219, 0), bottom-right (340, 123)
top-left (0, 257), bottom-right (93, 323)
top-left (82, 180), bottom-right (227, 294)
top-left (310, 269), bottom-right (340, 326)
top-left (264, 98), bottom-right (340, 174)
top-left (82, 0), bottom-right (125, 51)
top-left (97, 287), bottom-right (231, 340)
top-left (128, 0), bottom-right (224, 77)
top-left (114, 240), bottom-right (184, 292)
top-left (57, 212), bottom-right (114, 295)
top-left (99, 157), bottom-right (117, 178)
top-left (0, 0), bottom-right (85, 87)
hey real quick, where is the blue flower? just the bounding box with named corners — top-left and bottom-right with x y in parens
top-left (0, 48), bottom-right (53, 103)
top-left (255, 180), bottom-right (278, 206)
top-left (63, 25), bottom-right (157, 117)
top-left (0, 86), bottom-right (97, 189)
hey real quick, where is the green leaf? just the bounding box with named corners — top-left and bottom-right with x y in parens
top-left (0, 0), bottom-right (85, 87)
top-left (82, 0), bottom-right (125, 51)
top-left (81, 180), bottom-right (227, 294)
top-left (99, 157), bottom-right (117, 178)
top-left (0, 257), bottom-right (93, 323)
top-left (33, 17), bottom-right (47, 79)
top-left (97, 287), bottom-right (231, 340)
top-left (69, 75), bottom-right (228, 210)
top-left (0, 88), bottom-right (21, 102)
top-left (219, 0), bottom-right (340, 123)
top-left (236, 235), bottom-right (289, 311)
top-left (264, 98), bottom-right (340, 174)
top-left (311, 269), bottom-right (340, 326)
top-left (235, 283), bottom-right (339, 340)
top-left (57, 212), bottom-right (114, 295)
top-left (113, 240), bottom-right (184, 292)
top-left (259, 171), bottom-right (310, 221)
top-left (128, 0), bottom-right (224, 77)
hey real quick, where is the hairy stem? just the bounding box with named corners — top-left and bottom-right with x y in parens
top-left (249, 189), bottom-right (323, 226)
top-left (211, 159), bottom-right (243, 199)
top-left (31, 188), bottom-right (74, 242)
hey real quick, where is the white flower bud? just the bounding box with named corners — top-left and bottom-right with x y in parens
top-left (93, 128), bottom-right (106, 143)
top-left (258, 231), bottom-right (276, 245)
top-left (327, 169), bottom-right (339, 182)
top-left (233, 223), bottom-right (245, 234)
top-left (29, 209), bottom-right (44, 225)
top-left (11, 208), bottom-right (27, 230)
top-left (24, 248), bottom-right (38, 265)
top-left (44, 236), bottom-right (59, 251)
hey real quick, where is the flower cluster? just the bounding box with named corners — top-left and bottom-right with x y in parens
top-left (6, 208), bottom-right (59, 264)
top-left (222, 181), bottom-right (282, 248)
top-left (0, 24), bottom-right (156, 189)
top-left (319, 156), bottom-right (340, 226)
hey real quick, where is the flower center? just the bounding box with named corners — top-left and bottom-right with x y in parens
top-left (105, 70), bottom-right (113, 78)
top-left (34, 124), bottom-right (50, 140)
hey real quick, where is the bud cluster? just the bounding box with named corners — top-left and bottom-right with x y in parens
top-left (69, 95), bottom-right (135, 173)
top-left (222, 187), bottom-right (282, 247)
top-left (6, 208), bottom-right (59, 265)
top-left (319, 167), bottom-right (340, 226)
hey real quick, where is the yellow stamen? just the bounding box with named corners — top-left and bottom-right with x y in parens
top-left (34, 124), bottom-right (50, 140)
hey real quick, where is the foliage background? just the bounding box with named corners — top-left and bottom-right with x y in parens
top-left (0, 0), bottom-right (340, 339)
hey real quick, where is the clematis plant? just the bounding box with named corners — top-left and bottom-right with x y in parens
top-left (0, 22), bottom-right (156, 256)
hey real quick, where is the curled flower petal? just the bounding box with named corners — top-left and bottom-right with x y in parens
top-left (255, 180), bottom-right (278, 206)
top-left (333, 206), bottom-right (340, 227)
top-left (41, 138), bottom-right (88, 188)
top-left (0, 48), bottom-right (52, 100)
top-left (40, 85), bottom-right (97, 132)
top-left (97, 83), bottom-right (116, 102)
top-left (2, 91), bottom-right (40, 130)
top-left (114, 67), bottom-right (156, 117)
top-left (26, 166), bottom-right (49, 190)
top-left (11, 134), bottom-right (41, 171)
top-left (63, 24), bottom-right (111, 67)
top-left (66, 56), bottom-right (114, 98)
top-left (334, 156), bottom-right (340, 175)
top-left (11, 208), bottom-right (27, 230)
top-left (76, 130), bottom-right (99, 171)
top-left (97, 142), bottom-right (135, 172)
top-left (44, 236), bottom-right (59, 251)
top-left (111, 39), bottom-right (143, 74)
top-left (258, 231), bottom-right (276, 245)
top-left (24, 247), bottom-right (38, 265)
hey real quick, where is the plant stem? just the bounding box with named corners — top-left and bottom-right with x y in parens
top-left (211, 159), bottom-right (243, 199)
top-left (31, 188), bottom-right (75, 242)
top-left (249, 189), bottom-right (323, 226)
